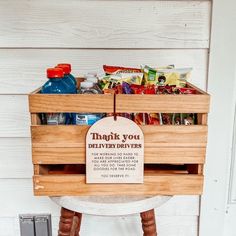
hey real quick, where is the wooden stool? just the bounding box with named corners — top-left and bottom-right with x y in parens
top-left (51, 196), bottom-right (171, 236)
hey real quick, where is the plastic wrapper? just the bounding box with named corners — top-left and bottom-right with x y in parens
top-left (147, 113), bottom-right (161, 125)
top-left (161, 113), bottom-right (172, 125)
top-left (156, 85), bottom-right (176, 94)
top-left (122, 82), bottom-right (132, 94)
top-left (99, 73), bottom-right (143, 90)
top-left (103, 65), bottom-right (141, 75)
top-left (142, 65), bottom-right (192, 87)
top-left (177, 87), bottom-right (196, 94)
top-left (130, 84), bottom-right (156, 94)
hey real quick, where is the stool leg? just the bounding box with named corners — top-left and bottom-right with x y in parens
top-left (140, 209), bottom-right (157, 236)
top-left (74, 212), bottom-right (82, 236)
top-left (58, 207), bottom-right (75, 236)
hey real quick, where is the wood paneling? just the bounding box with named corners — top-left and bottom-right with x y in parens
top-left (0, 215), bottom-right (198, 236)
top-left (0, 95), bottom-right (30, 137)
top-left (0, 1), bottom-right (210, 48)
top-left (0, 178), bottom-right (200, 216)
top-left (0, 138), bottom-right (32, 178)
top-left (0, 49), bottom-right (208, 94)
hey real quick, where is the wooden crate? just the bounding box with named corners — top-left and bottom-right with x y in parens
top-left (29, 83), bottom-right (210, 196)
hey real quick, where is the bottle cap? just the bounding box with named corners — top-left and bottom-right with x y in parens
top-left (47, 68), bottom-right (64, 78)
top-left (80, 81), bottom-right (94, 88)
top-left (56, 64), bottom-right (71, 74)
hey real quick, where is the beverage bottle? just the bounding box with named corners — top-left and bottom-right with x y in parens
top-left (57, 63), bottom-right (77, 92)
top-left (85, 76), bottom-right (103, 94)
top-left (41, 68), bottom-right (71, 125)
top-left (74, 81), bottom-right (103, 125)
top-left (78, 81), bottom-right (100, 94)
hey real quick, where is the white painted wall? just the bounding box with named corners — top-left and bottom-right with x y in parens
top-left (0, 1), bottom-right (211, 235)
top-left (199, 1), bottom-right (236, 235)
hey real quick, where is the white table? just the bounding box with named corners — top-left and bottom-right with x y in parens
top-left (51, 196), bottom-right (171, 236)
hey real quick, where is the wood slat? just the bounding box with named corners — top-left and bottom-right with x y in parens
top-left (116, 94), bottom-right (210, 113)
top-left (29, 94), bottom-right (113, 113)
top-left (29, 93), bottom-right (210, 113)
top-left (33, 147), bottom-right (206, 164)
top-left (0, 49), bottom-right (208, 94)
top-left (0, 1), bottom-right (211, 48)
top-left (31, 125), bottom-right (207, 148)
top-left (33, 174), bottom-right (203, 196)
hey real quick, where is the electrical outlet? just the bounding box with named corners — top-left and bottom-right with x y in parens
top-left (19, 214), bottom-right (52, 236)
top-left (19, 215), bottom-right (35, 236)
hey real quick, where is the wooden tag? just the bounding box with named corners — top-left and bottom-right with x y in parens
top-left (86, 116), bottom-right (144, 183)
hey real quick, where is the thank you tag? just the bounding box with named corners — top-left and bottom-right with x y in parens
top-left (86, 116), bottom-right (144, 183)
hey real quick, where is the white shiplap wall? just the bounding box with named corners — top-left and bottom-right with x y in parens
top-left (0, 1), bottom-right (211, 235)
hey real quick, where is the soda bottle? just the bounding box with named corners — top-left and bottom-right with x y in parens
top-left (57, 63), bottom-right (77, 90)
top-left (41, 68), bottom-right (71, 125)
top-left (56, 64), bottom-right (77, 93)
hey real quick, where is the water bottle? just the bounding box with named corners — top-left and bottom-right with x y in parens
top-left (74, 81), bottom-right (103, 125)
top-left (85, 76), bottom-right (103, 94)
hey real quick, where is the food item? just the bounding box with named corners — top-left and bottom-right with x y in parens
top-left (157, 67), bottom-right (192, 87)
top-left (183, 113), bottom-right (196, 125)
top-left (172, 113), bottom-right (182, 125)
top-left (148, 113), bottom-right (161, 125)
top-left (134, 113), bottom-right (149, 125)
top-left (161, 113), bottom-right (172, 125)
top-left (122, 82), bottom-right (132, 94)
top-left (142, 65), bottom-right (192, 87)
top-left (103, 65), bottom-right (141, 75)
top-left (177, 87), bottom-right (196, 94)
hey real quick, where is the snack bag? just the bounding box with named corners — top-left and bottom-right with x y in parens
top-left (157, 68), bottom-right (192, 87)
top-left (172, 113), bottom-right (182, 125)
top-left (183, 113), bottom-right (196, 125)
top-left (142, 65), bottom-right (192, 87)
top-left (161, 113), bottom-right (172, 125)
top-left (134, 113), bottom-right (148, 125)
top-left (141, 65), bottom-right (175, 85)
top-left (103, 65), bottom-right (141, 75)
top-left (148, 113), bottom-right (161, 125)
top-left (178, 87), bottom-right (196, 94)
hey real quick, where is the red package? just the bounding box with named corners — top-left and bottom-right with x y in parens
top-left (148, 113), bottom-right (161, 125)
top-left (134, 113), bottom-right (148, 125)
top-left (103, 65), bottom-right (141, 75)
top-left (130, 84), bottom-right (144, 94)
top-left (161, 113), bottom-right (172, 125)
top-left (144, 85), bottom-right (156, 94)
top-left (178, 88), bottom-right (196, 94)
top-left (115, 85), bottom-right (123, 94)
top-left (157, 85), bottom-right (176, 94)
